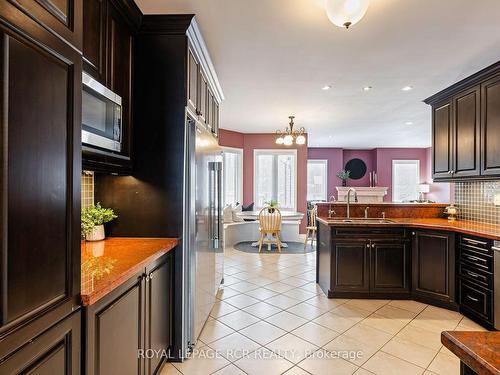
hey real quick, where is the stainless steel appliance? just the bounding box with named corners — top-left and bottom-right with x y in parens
top-left (82, 72), bottom-right (122, 152)
top-left (494, 241), bottom-right (499, 329)
top-left (184, 118), bottom-right (224, 352)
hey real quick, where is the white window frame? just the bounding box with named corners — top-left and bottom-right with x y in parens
top-left (307, 159), bottom-right (328, 201)
top-left (253, 149), bottom-right (297, 211)
top-left (222, 147), bottom-right (243, 206)
top-left (392, 160), bottom-right (420, 202)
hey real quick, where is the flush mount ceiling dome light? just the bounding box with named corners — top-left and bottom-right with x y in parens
top-left (325, 0), bottom-right (370, 29)
top-left (276, 116), bottom-right (306, 146)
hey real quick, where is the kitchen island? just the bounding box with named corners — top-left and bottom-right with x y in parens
top-left (316, 203), bottom-right (499, 328)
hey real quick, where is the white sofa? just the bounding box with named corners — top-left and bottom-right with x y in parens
top-left (224, 220), bottom-right (301, 248)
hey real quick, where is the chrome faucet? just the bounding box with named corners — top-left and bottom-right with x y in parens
top-left (328, 195), bottom-right (336, 218)
top-left (346, 188), bottom-right (358, 219)
top-left (364, 206), bottom-right (370, 219)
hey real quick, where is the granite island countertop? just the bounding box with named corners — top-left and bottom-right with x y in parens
top-left (81, 237), bottom-right (178, 306)
top-left (317, 217), bottom-right (500, 240)
top-left (441, 331), bottom-right (500, 375)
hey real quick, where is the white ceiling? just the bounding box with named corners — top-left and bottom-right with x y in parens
top-left (136, 0), bottom-right (500, 148)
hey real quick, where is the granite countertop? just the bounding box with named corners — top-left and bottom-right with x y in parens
top-left (317, 217), bottom-right (500, 240)
top-left (441, 331), bottom-right (500, 375)
top-left (81, 237), bottom-right (178, 306)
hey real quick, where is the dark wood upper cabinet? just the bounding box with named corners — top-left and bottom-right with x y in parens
top-left (412, 230), bottom-right (456, 309)
top-left (82, 0), bottom-right (140, 172)
top-left (432, 101), bottom-right (453, 179)
top-left (13, 0), bottom-right (83, 50)
top-left (0, 6), bottom-right (81, 330)
top-left (187, 47), bottom-right (199, 114)
top-left (198, 70), bottom-right (208, 124)
top-left (371, 240), bottom-right (410, 293)
top-left (481, 74), bottom-right (500, 176)
top-left (426, 61), bottom-right (500, 180)
top-left (107, 1), bottom-right (133, 158)
top-left (83, 0), bottom-right (107, 82)
top-left (452, 86), bottom-right (481, 178)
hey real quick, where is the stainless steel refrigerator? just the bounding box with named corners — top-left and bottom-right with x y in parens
top-left (183, 118), bottom-right (224, 354)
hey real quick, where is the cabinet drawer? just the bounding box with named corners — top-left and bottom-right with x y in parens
top-left (334, 227), bottom-right (406, 237)
top-left (457, 262), bottom-right (492, 289)
top-left (459, 247), bottom-right (492, 272)
top-left (458, 279), bottom-right (492, 323)
top-left (459, 235), bottom-right (492, 255)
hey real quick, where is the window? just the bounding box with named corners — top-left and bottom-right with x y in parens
top-left (392, 160), bottom-right (420, 202)
top-left (254, 149), bottom-right (297, 210)
top-left (307, 160), bottom-right (328, 201)
top-left (222, 147), bottom-right (243, 206)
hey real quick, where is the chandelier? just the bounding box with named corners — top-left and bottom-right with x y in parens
top-left (275, 116), bottom-right (306, 146)
top-left (325, 0), bottom-right (370, 29)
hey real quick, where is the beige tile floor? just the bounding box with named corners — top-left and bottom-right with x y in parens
top-left (162, 247), bottom-right (487, 375)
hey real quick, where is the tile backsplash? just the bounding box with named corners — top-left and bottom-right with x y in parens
top-left (455, 181), bottom-right (500, 225)
top-left (81, 171), bottom-right (94, 209)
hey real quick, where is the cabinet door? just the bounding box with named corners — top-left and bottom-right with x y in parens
top-left (412, 231), bottom-right (456, 306)
top-left (331, 240), bottom-right (369, 292)
top-left (107, 2), bottom-right (133, 159)
top-left (0, 311), bottom-right (80, 375)
top-left (432, 101), bottom-right (453, 179)
top-left (83, 0), bottom-right (107, 82)
top-left (198, 71), bottom-right (208, 123)
top-left (145, 254), bottom-right (172, 375)
top-left (85, 274), bottom-right (145, 375)
top-left (0, 13), bottom-right (81, 329)
top-left (481, 74), bottom-right (500, 176)
top-left (452, 86), bottom-right (481, 177)
top-left (13, 0), bottom-right (83, 50)
top-left (213, 100), bottom-right (220, 137)
top-left (187, 47), bottom-right (199, 114)
top-left (370, 241), bottom-right (410, 293)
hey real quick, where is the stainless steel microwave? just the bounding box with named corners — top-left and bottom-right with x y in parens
top-left (82, 72), bottom-right (122, 153)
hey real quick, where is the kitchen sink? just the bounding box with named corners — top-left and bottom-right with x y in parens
top-left (326, 218), bottom-right (395, 224)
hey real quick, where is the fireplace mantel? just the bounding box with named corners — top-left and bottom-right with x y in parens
top-left (336, 187), bottom-right (388, 203)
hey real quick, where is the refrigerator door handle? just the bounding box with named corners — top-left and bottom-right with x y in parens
top-left (215, 162), bottom-right (223, 246)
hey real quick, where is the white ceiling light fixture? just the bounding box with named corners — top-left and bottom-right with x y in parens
top-left (325, 0), bottom-right (370, 29)
top-left (275, 116), bottom-right (306, 146)
top-left (363, 86), bottom-right (372, 91)
top-left (322, 85), bottom-right (332, 90)
top-left (405, 121), bottom-right (414, 125)
top-left (401, 86), bottom-right (413, 91)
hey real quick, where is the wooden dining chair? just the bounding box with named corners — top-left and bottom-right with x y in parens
top-left (258, 207), bottom-right (283, 252)
top-left (304, 206), bottom-right (317, 249)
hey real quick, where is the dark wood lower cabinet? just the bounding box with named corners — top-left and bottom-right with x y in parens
top-left (371, 241), bottom-right (410, 293)
top-left (412, 230), bottom-right (457, 309)
top-left (84, 252), bottom-right (173, 375)
top-left (0, 311), bottom-right (81, 375)
top-left (331, 240), bottom-right (370, 294)
top-left (145, 255), bottom-right (173, 375)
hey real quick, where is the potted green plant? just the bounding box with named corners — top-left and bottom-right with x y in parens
top-left (264, 199), bottom-right (279, 213)
top-left (81, 203), bottom-right (117, 241)
top-left (337, 169), bottom-right (351, 187)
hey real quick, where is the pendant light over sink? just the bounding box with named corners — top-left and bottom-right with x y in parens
top-left (325, 0), bottom-right (370, 29)
top-left (276, 116), bottom-right (306, 146)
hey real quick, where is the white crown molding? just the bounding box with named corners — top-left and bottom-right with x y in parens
top-left (187, 18), bottom-right (225, 104)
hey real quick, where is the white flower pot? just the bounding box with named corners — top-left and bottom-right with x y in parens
top-left (86, 224), bottom-right (105, 241)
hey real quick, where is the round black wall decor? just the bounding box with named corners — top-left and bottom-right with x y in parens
top-left (345, 158), bottom-right (367, 180)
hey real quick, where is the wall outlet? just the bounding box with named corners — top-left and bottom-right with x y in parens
top-left (495, 191), bottom-right (500, 206)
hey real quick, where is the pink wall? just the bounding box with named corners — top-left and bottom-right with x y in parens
top-left (342, 149), bottom-right (377, 187)
top-left (219, 129), bottom-right (244, 148)
top-left (308, 146), bottom-right (452, 203)
top-left (308, 148), bottom-right (343, 200)
top-left (219, 129), bottom-right (308, 233)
